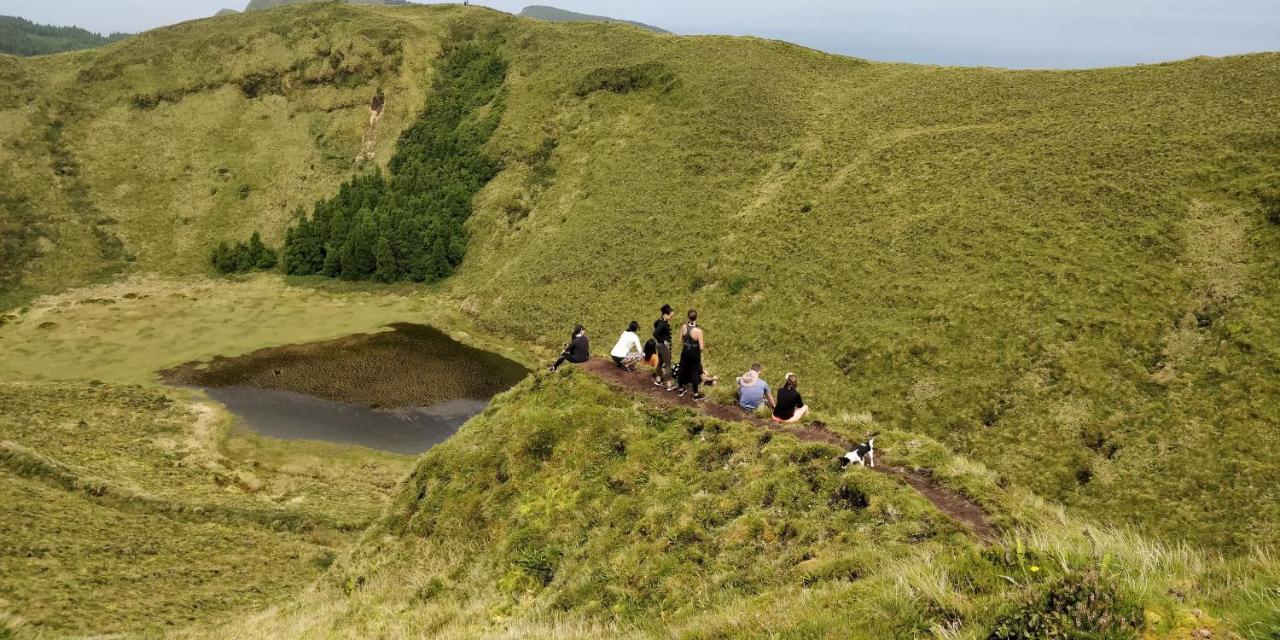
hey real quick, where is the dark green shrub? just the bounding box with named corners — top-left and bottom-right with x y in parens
top-left (210, 231), bottom-right (277, 274)
top-left (515, 546), bottom-right (561, 586)
top-left (574, 62), bottom-right (676, 97)
top-left (1260, 186), bottom-right (1280, 225)
top-left (726, 275), bottom-right (751, 296)
top-left (987, 572), bottom-right (1143, 640)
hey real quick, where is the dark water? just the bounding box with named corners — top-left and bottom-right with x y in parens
top-left (167, 324), bottom-right (529, 455)
top-left (205, 386), bottom-right (489, 455)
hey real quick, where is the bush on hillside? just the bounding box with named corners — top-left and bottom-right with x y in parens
top-left (210, 231), bottom-right (277, 274)
top-left (1259, 184), bottom-right (1280, 225)
top-left (987, 571), bottom-right (1143, 640)
top-left (574, 62), bottom-right (676, 97)
top-left (282, 33), bottom-right (507, 283)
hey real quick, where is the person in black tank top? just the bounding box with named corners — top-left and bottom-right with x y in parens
top-left (676, 309), bottom-right (705, 400)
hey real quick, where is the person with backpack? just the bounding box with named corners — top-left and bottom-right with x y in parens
top-left (651, 304), bottom-right (675, 390)
top-left (610, 321), bottom-right (645, 370)
top-left (549, 325), bottom-right (589, 372)
top-left (676, 309), bottom-right (706, 400)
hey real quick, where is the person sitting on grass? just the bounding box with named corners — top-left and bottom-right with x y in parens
top-left (610, 321), bottom-right (645, 370)
top-left (549, 324), bottom-right (589, 372)
top-left (736, 363), bottom-right (775, 414)
top-left (771, 373), bottom-right (809, 423)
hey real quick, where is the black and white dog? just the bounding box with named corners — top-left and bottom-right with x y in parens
top-left (839, 437), bottom-right (875, 468)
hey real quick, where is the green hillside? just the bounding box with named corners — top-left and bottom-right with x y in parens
top-left (245, 0), bottom-right (403, 11)
top-left (0, 15), bottom-right (129, 56)
top-left (0, 2), bottom-right (1278, 637)
top-left (519, 5), bottom-right (670, 33)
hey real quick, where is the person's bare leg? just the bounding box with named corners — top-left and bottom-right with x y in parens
top-left (784, 405), bottom-right (809, 423)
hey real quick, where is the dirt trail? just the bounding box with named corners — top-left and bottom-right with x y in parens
top-left (581, 359), bottom-right (997, 540)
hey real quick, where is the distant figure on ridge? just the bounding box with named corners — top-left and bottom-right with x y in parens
top-left (736, 363), bottom-right (775, 414)
top-left (549, 324), bottom-right (589, 372)
top-left (610, 321), bottom-right (645, 370)
top-left (772, 373), bottom-right (809, 423)
top-left (651, 304), bottom-right (676, 390)
top-left (676, 309), bottom-right (706, 400)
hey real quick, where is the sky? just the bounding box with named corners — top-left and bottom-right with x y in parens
top-left (3, 0), bottom-right (1279, 69)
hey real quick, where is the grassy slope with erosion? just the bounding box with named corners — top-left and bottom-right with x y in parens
top-left (0, 3), bottom-right (437, 308)
top-left (175, 371), bottom-right (1279, 639)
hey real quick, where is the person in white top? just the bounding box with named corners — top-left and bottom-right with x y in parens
top-left (610, 321), bottom-right (645, 370)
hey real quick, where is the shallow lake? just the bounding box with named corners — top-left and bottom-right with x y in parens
top-left (163, 323), bottom-right (528, 454)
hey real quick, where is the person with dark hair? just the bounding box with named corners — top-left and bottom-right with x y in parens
top-left (610, 320), bottom-right (645, 370)
top-left (676, 309), bottom-right (706, 400)
top-left (549, 324), bottom-right (589, 371)
top-left (772, 372), bottom-right (809, 423)
top-left (651, 304), bottom-right (675, 390)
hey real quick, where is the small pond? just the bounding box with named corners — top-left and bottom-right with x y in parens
top-left (163, 323), bottom-right (528, 455)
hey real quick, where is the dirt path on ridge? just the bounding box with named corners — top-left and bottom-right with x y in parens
top-left (580, 359), bottom-right (997, 541)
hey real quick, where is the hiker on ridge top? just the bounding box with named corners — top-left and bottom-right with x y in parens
top-left (651, 304), bottom-right (676, 390)
top-left (549, 324), bottom-right (589, 372)
top-left (676, 309), bottom-right (706, 401)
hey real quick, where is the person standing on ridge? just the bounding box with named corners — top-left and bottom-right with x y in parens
top-left (549, 324), bottom-right (589, 372)
top-left (676, 309), bottom-right (706, 400)
top-left (652, 304), bottom-right (675, 390)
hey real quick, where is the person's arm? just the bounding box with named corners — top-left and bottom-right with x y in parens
top-left (696, 328), bottom-right (706, 351)
top-left (766, 389), bottom-right (776, 408)
top-left (631, 333), bottom-right (644, 354)
top-left (795, 392), bottom-right (804, 408)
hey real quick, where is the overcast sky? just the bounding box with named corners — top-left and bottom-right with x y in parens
top-left (4, 0), bottom-right (1279, 68)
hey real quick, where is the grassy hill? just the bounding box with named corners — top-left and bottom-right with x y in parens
top-left (169, 370), bottom-right (1277, 639)
top-left (0, 16), bottom-right (129, 57)
top-left (0, 2), bottom-right (1278, 637)
top-left (519, 5), bottom-right (670, 34)
top-left (245, 0), bottom-right (404, 11)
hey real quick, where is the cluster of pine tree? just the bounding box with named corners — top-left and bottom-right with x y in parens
top-left (210, 231), bottom-right (278, 274)
top-left (282, 35), bottom-right (508, 283)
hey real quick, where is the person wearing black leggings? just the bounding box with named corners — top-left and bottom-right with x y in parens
top-left (550, 325), bottom-right (589, 371)
top-left (676, 309), bottom-right (706, 400)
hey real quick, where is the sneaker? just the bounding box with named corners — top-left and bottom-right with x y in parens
top-left (665, 385), bottom-right (677, 392)
top-left (692, 393), bottom-right (706, 402)
top-left (653, 378), bottom-right (663, 387)
top-left (677, 388), bottom-right (687, 397)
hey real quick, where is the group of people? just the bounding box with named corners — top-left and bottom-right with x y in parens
top-left (548, 304), bottom-right (810, 424)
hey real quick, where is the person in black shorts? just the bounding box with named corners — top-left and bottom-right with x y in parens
top-left (676, 309), bottom-right (706, 400)
top-left (772, 372), bottom-right (809, 423)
